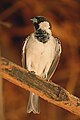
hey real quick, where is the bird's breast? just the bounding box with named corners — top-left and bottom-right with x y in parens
top-left (26, 34), bottom-right (55, 76)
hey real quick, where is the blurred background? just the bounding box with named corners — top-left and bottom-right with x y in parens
top-left (0, 0), bottom-right (80, 120)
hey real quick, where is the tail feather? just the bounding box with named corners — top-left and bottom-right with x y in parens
top-left (27, 92), bottom-right (40, 114)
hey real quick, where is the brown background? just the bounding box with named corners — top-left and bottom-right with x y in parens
top-left (0, 0), bottom-right (80, 120)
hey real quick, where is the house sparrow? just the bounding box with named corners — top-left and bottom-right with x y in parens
top-left (22, 16), bottom-right (61, 114)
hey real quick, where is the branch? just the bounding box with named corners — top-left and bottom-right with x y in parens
top-left (0, 1), bottom-right (25, 21)
top-left (0, 57), bottom-right (80, 116)
top-left (0, 51), bottom-right (5, 120)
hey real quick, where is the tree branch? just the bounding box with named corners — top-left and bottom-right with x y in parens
top-left (0, 51), bottom-right (5, 120)
top-left (0, 57), bottom-right (80, 116)
top-left (0, 1), bottom-right (25, 21)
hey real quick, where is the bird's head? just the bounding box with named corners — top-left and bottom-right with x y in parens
top-left (30, 16), bottom-right (51, 33)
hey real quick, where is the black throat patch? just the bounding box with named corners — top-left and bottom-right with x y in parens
top-left (34, 29), bottom-right (50, 43)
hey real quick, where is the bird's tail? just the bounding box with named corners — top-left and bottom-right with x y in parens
top-left (27, 92), bottom-right (40, 114)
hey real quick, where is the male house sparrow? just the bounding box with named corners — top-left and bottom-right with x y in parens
top-left (22, 16), bottom-right (61, 114)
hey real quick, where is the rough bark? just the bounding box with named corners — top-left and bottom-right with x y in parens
top-left (0, 57), bottom-right (80, 116)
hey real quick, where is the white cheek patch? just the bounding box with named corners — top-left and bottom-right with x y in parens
top-left (39, 21), bottom-right (50, 30)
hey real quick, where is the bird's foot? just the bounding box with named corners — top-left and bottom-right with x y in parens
top-left (30, 71), bottom-right (36, 75)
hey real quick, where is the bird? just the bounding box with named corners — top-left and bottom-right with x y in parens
top-left (22, 16), bottom-right (61, 114)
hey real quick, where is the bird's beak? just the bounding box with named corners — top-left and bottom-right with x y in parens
top-left (30, 18), bottom-right (33, 21)
top-left (30, 18), bottom-right (37, 23)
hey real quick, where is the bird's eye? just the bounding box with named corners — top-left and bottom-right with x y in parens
top-left (34, 23), bottom-right (39, 30)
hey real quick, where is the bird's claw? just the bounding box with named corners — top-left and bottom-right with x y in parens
top-left (30, 71), bottom-right (36, 75)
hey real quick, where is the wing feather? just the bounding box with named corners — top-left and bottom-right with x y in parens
top-left (47, 38), bottom-right (61, 80)
top-left (22, 36), bottom-right (30, 68)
